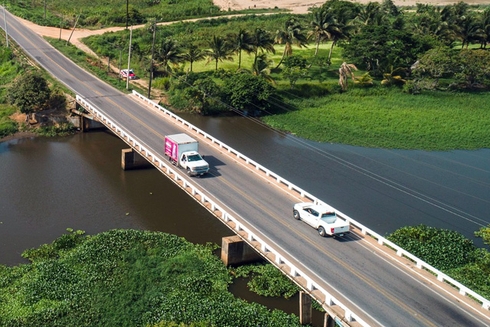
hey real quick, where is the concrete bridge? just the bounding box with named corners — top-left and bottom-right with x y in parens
top-left (75, 92), bottom-right (490, 327)
top-left (1, 5), bottom-right (488, 325)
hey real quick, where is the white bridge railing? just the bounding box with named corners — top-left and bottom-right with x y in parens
top-left (77, 93), bottom-right (489, 327)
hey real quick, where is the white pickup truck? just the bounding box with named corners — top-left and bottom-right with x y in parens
top-left (293, 202), bottom-right (350, 237)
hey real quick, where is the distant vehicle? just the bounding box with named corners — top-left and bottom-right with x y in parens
top-left (164, 133), bottom-right (210, 177)
top-left (120, 69), bottom-right (136, 80)
top-left (293, 202), bottom-right (350, 237)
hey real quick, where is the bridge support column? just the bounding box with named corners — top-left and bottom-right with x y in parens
top-left (323, 313), bottom-right (336, 327)
top-left (79, 116), bottom-right (105, 131)
top-left (220, 235), bottom-right (263, 266)
top-left (299, 291), bottom-right (312, 325)
top-left (121, 149), bottom-right (153, 170)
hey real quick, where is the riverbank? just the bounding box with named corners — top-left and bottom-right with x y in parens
top-left (0, 131), bottom-right (37, 143)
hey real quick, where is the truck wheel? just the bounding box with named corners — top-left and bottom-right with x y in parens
top-left (293, 210), bottom-right (300, 220)
top-left (318, 226), bottom-right (326, 237)
top-left (187, 168), bottom-right (192, 176)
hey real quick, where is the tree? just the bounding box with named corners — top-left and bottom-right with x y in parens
top-left (182, 44), bottom-right (209, 72)
top-left (355, 2), bottom-right (383, 26)
top-left (228, 29), bottom-right (254, 69)
top-left (155, 38), bottom-right (184, 76)
top-left (452, 12), bottom-right (485, 49)
top-left (207, 35), bottom-right (233, 71)
top-left (224, 73), bottom-right (275, 114)
top-left (8, 71), bottom-right (51, 114)
top-left (338, 62), bottom-right (357, 91)
top-left (453, 49), bottom-right (490, 89)
top-left (282, 55), bottom-right (308, 88)
top-left (274, 18), bottom-right (307, 69)
top-left (481, 8), bottom-right (490, 48)
top-left (251, 28), bottom-right (275, 69)
top-left (251, 53), bottom-right (275, 85)
top-left (308, 7), bottom-right (336, 57)
top-left (183, 77), bottom-right (222, 114)
top-left (342, 24), bottom-right (431, 77)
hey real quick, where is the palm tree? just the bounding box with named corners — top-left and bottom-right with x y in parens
top-left (355, 2), bottom-right (383, 26)
top-left (455, 14), bottom-right (484, 48)
top-left (155, 38), bottom-right (183, 76)
top-left (308, 8), bottom-right (336, 57)
top-left (228, 29), bottom-right (254, 69)
top-left (251, 28), bottom-right (275, 69)
top-left (252, 53), bottom-right (275, 84)
top-left (207, 35), bottom-right (233, 70)
top-left (182, 44), bottom-right (209, 72)
top-left (338, 62), bottom-right (357, 91)
top-left (327, 11), bottom-right (355, 66)
top-left (274, 18), bottom-right (308, 69)
top-left (481, 8), bottom-right (490, 48)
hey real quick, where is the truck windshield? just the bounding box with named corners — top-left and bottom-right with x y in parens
top-left (187, 154), bottom-right (203, 162)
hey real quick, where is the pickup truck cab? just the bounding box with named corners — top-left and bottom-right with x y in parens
top-left (293, 202), bottom-right (350, 237)
top-left (179, 151), bottom-right (209, 176)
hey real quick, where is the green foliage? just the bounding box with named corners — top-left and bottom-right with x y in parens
top-left (282, 55), bottom-right (308, 88)
top-left (342, 24), bottom-right (431, 77)
top-left (387, 225), bottom-right (478, 271)
top-left (233, 263), bottom-right (300, 299)
top-left (5, 0), bottom-right (222, 28)
top-left (262, 88), bottom-right (490, 150)
top-left (7, 71), bottom-right (51, 114)
top-left (224, 73), bottom-right (276, 113)
top-left (0, 229), bottom-right (303, 327)
top-left (0, 105), bottom-right (18, 137)
top-left (387, 225), bottom-right (490, 299)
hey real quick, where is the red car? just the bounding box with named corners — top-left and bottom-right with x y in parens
top-left (120, 69), bottom-right (136, 80)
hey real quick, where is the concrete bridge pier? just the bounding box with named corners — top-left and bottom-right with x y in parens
top-left (220, 235), bottom-right (263, 266)
top-left (121, 149), bottom-right (154, 170)
top-left (300, 291), bottom-right (312, 325)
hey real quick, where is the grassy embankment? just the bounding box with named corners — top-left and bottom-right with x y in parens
top-left (80, 15), bottom-right (490, 151)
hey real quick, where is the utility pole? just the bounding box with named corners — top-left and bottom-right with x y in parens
top-left (126, 0), bottom-right (129, 30)
top-left (148, 21), bottom-right (156, 99)
top-left (126, 25), bottom-right (133, 90)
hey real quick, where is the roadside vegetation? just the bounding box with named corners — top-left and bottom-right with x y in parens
top-left (39, 0), bottom-right (490, 150)
top-left (387, 224), bottom-right (490, 300)
top-left (1, 225), bottom-right (489, 326)
top-left (0, 229), bottom-right (305, 327)
top-left (0, 43), bottom-right (75, 138)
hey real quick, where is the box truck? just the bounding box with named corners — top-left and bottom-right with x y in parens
top-left (164, 133), bottom-right (209, 176)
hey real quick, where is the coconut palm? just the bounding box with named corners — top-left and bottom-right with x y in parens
top-left (251, 28), bottom-right (275, 69)
top-left (482, 8), bottom-right (490, 48)
top-left (455, 14), bottom-right (484, 48)
top-left (155, 38), bottom-right (184, 76)
top-left (355, 2), bottom-right (383, 26)
top-left (274, 18), bottom-right (308, 69)
top-left (326, 12), bottom-right (355, 66)
top-left (252, 53), bottom-right (275, 84)
top-left (228, 29), bottom-right (254, 69)
top-left (207, 35), bottom-right (233, 70)
top-left (338, 62), bottom-right (357, 91)
top-left (182, 44), bottom-right (209, 72)
top-left (308, 7), bottom-right (336, 57)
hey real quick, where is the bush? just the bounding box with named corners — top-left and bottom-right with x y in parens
top-left (387, 225), bottom-right (479, 271)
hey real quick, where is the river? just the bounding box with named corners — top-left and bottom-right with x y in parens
top-left (0, 129), bottom-right (326, 325)
top-left (1, 113), bottom-right (489, 325)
